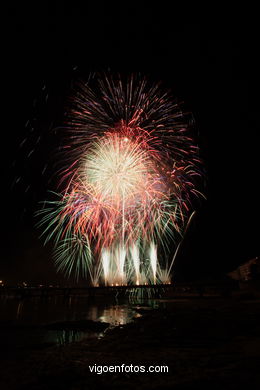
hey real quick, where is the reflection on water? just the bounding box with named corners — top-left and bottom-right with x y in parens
top-left (46, 329), bottom-right (103, 346)
top-left (16, 300), bottom-right (23, 319)
top-left (0, 296), bottom-right (137, 325)
top-left (100, 305), bottom-right (137, 325)
top-left (0, 296), bottom-right (145, 348)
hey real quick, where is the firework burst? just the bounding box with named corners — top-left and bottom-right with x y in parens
top-left (37, 74), bottom-right (203, 286)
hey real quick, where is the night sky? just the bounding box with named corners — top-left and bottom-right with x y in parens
top-left (2, 4), bottom-right (259, 285)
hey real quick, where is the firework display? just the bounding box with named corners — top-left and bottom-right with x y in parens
top-left (37, 74), bottom-right (202, 286)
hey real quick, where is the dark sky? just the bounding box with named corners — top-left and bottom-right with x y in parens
top-left (2, 3), bottom-right (259, 284)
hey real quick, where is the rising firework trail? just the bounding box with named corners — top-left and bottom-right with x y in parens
top-left (37, 74), bottom-right (203, 286)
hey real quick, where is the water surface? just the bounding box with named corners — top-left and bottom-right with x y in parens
top-left (0, 296), bottom-right (143, 348)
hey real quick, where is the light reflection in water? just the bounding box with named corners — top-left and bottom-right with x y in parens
top-left (99, 305), bottom-right (135, 325)
top-left (46, 330), bottom-right (102, 346)
top-left (16, 301), bottom-right (24, 319)
top-left (0, 297), bottom-right (144, 347)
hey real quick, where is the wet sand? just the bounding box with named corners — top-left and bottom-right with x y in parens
top-left (1, 297), bottom-right (260, 389)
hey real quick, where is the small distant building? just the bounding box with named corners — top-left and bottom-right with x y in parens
top-left (228, 256), bottom-right (260, 282)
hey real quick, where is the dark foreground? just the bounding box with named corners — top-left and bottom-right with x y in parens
top-left (1, 297), bottom-right (260, 389)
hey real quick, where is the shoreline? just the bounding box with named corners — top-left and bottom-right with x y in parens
top-left (1, 297), bottom-right (260, 389)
